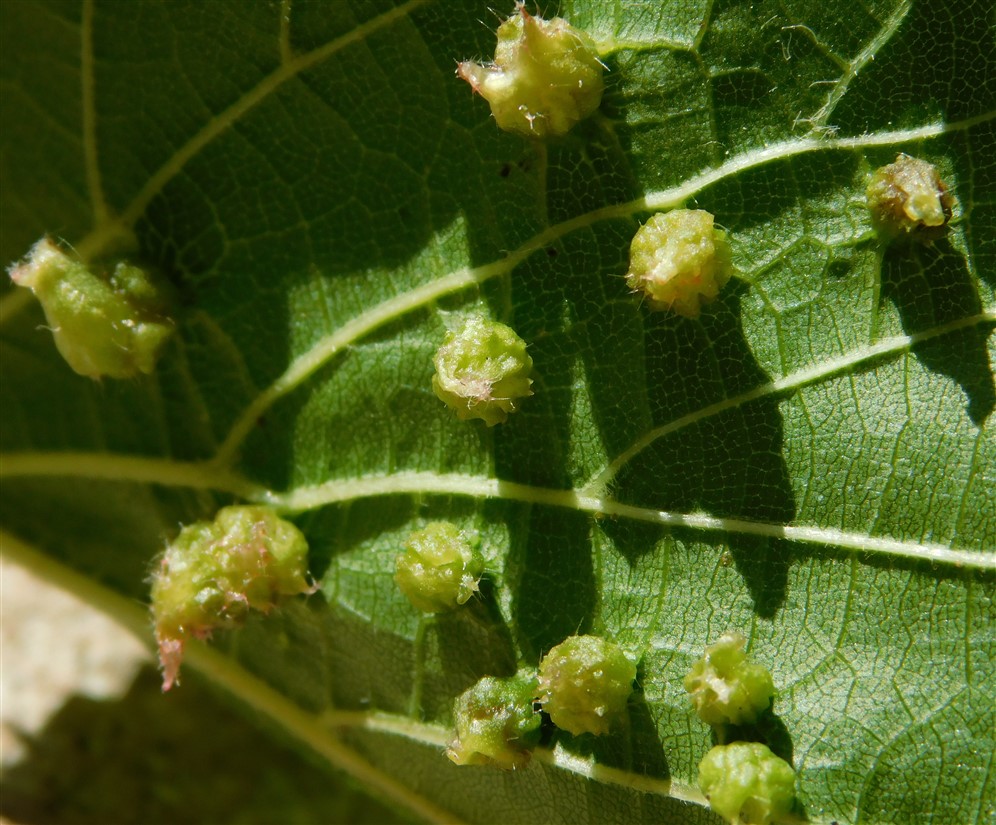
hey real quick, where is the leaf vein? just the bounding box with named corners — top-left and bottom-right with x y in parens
top-left (586, 309), bottom-right (996, 494)
top-left (74, 0), bottom-right (432, 261)
top-left (210, 117), bottom-right (994, 462)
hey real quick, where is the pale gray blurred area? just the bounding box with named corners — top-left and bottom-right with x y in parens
top-left (0, 556), bottom-right (149, 768)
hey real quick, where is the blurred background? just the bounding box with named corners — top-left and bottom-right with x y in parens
top-left (0, 558), bottom-right (405, 825)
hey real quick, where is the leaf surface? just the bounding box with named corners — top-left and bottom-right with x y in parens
top-left (1, 1), bottom-right (994, 823)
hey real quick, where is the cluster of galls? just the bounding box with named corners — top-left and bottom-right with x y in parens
top-left (4, 5), bottom-right (957, 823)
top-left (684, 633), bottom-right (795, 825)
top-left (447, 630), bottom-right (798, 825)
top-left (448, 634), bottom-right (637, 768)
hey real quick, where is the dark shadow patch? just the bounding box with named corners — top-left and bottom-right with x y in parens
top-left (949, 119), bottom-right (995, 291)
top-left (295, 495), bottom-right (421, 580)
top-left (719, 709), bottom-right (795, 767)
top-left (829, 0), bottom-right (996, 131)
top-left (826, 257), bottom-right (853, 280)
top-left (881, 238), bottom-right (995, 426)
top-left (0, 666), bottom-right (404, 825)
top-left (507, 507), bottom-right (596, 661)
top-left (425, 594), bottom-right (520, 717)
top-left (597, 517), bottom-right (673, 566)
top-left (614, 283), bottom-right (797, 617)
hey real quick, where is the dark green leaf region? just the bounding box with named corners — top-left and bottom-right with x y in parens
top-left (1, 0), bottom-right (994, 822)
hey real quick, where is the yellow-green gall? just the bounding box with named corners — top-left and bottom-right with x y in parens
top-left (698, 742), bottom-right (796, 825)
top-left (537, 634), bottom-right (636, 736)
top-left (7, 237), bottom-right (175, 378)
top-left (151, 506), bottom-right (312, 690)
top-left (448, 671), bottom-right (543, 769)
top-left (394, 522), bottom-right (484, 613)
top-left (684, 632), bottom-right (775, 726)
top-left (457, 4), bottom-right (604, 138)
top-left (625, 209), bottom-right (734, 318)
top-left (432, 315), bottom-right (534, 426)
top-left (866, 154), bottom-right (954, 240)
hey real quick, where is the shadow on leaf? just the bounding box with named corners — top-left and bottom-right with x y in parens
top-left (613, 282), bottom-right (797, 618)
top-left (549, 664), bottom-right (670, 783)
top-left (880, 238), bottom-right (995, 426)
top-left (0, 666), bottom-right (403, 825)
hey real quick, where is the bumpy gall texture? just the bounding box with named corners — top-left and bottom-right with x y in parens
top-left (394, 521), bottom-right (484, 613)
top-left (432, 315), bottom-right (534, 426)
top-left (698, 741), bottom-right (796, 825)
top-left (537, 634), bottom-right (636, 736)
top-left (457, 4), bottom-right (604, 138)
top-left (447, 672), bottom-right (543, 769)
top-left (866, 153), bottom-right (954, 240)
top-left (684, 631), bottom-right (775, 727)
top-left (151, 506), bottom-right (312, 690)
top-left (625, 209), bottom-right (734, 318)
top-left (8, 237), bottom-right (175, 378)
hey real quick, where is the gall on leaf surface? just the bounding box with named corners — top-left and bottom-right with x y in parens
top-left (457, 4), bottom-right (604, 138)
top-left (8, 237), bottom-right (175, 378)
top-left (151, 506), bottom-right (312, 690)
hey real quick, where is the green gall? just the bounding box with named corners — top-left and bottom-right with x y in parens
top-left (866, 154), bottom-right (955, 240)
top-left (8, 237), bottom-right (175, 378)
top-left (394, 521), bottom-right (484, 613)
top-left (457, 4), bottom-right (604, 138)
top-left (698, 742), bottom-right (796, 825)
top-left (448, 671), bottom-right (543, 769)
top-left (537, 634), bottom-right (636, 736)
top-left (151, 506), bottom-right (312, 690)
top-left (432, 315), bottom-right (534, 426)
top-left (684, 631), bottom-right (775, 726)
top-left (625, 209), bottom-right (734, 318)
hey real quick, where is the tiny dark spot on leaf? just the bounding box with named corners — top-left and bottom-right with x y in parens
top-left (499, 163), bottom-right (512, 178)
top-left (546, 247), bottom-right (558, 258)
top-left (827, 259), bottom-right (851, 280)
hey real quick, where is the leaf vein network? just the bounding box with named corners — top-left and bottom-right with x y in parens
top-left (210, 115), bottom-right (993, 465)
top-left (71, 0), bottom-right (432, 262)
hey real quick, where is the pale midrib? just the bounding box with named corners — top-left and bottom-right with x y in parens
top-left (73, 0), bottom-right (431, 261)
top-left (0, 452), bottom-right (263, 499)
top-left (321, 711), bottom-right (709, 806)
top-left (210, 112), bottom-right (996, 462)
top-left (279, 0), bottom-right (294, 65)
top-left (2, 455), bottom-right (992, 570)
top-left (585, 309), bottom-right (996, 494)
top-left (0, 529), bottom-right (710, 817)
top-left (269, 474), bottom-right (996, 569)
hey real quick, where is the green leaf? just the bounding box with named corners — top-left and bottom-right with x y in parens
top-left (2, 1), bottom-right (993, 823)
